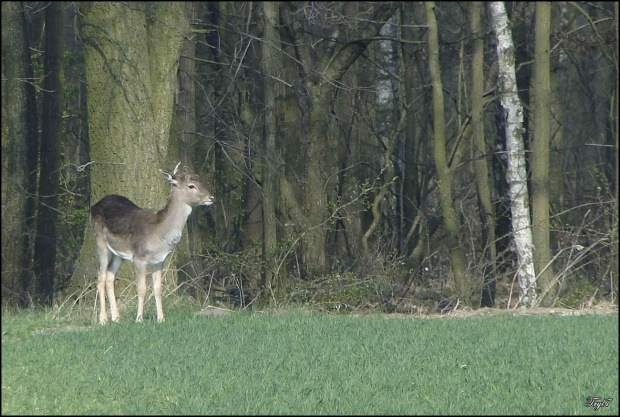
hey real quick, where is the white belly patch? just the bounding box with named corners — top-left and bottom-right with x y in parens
top-left (107, 244), bottom-right (133, 262)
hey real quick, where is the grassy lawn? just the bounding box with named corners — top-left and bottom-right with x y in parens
top-left (2, 306), bottom-right (618, 415)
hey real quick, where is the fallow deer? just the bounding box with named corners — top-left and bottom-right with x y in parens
top-left (90, 163), bottom-right (214, 324)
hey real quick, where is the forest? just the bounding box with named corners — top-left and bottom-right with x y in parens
top-left (2, 1), bottom-right (618, 314)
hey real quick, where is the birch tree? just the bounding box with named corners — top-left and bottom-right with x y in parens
top-left (488, 2), bottom-right (537, 307)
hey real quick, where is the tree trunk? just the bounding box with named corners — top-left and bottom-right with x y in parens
top-left (531, 2), bottom-right (554, 304)
top-left (260, 1), bottom-right (281, 301)
top-left (33, 1), bottom-right (65, 306)
top-left (69, 2), bottom-right (189, 298)
top-left (489, 2), bottom-right (537, 307)
top-left (299, 85), bottom-right (329, 276)
top-left (425, 2), bottom-right (468, 299)
top-left (175, 1), bottom-right (200, 297)
top-left (469, 2), bottom-right (497, 307)
top-left (176, 1), bottom-right (197, 172)
top-left (1, 2), bottom-right (39, 307)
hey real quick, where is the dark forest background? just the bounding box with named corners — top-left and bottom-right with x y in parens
top-left (2, 1), bottom-right (617, 314)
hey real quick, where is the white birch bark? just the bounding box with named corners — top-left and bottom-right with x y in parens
top-left (375, 15), bottom-right (397, 117)
top-left (488, 2), bottom-right (537, 307)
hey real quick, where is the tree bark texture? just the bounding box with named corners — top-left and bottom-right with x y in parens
top-left (531, 2), bottom-right (554, 304)
top-left (175, 1), bottom-right (201, 296)
top-left (260, 1), bottom-right (282, 300)
top-left (426, 2), bottom-right (468, 299)
top-left (1, 2), bottom-right (39, 307)
top-left (33, 1), bottom-right (65, 306)
top-left (489, 2), bottom-right (537, 307)
top-left (469, 2), bottom-right (497, 307)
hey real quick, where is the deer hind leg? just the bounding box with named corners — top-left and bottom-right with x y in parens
top-left (134, 262), bottom-right (147, 322)
top-left (152, 268), bottom-right (165, 323)
top-left (106, 255), bottom-right (122, 323)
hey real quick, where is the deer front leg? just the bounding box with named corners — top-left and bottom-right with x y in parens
top-left (96, 247), bottom-right (112, 325)
top-left (152, 268), bottom-right (165, 323)
top-left (97, 270), bottom-right (108, 325)
top-left (135, 262), bottom-right (147, 322)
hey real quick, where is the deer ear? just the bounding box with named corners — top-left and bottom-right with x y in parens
top-left (159, 169), bottom-right (178, 186)
top-left (181, 165), bottom-right (193, 175)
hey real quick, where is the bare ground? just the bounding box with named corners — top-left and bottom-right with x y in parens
top-left (28, 302), bottom-right (618, 336)
top-left (383, 300), bottom-right (618, 319)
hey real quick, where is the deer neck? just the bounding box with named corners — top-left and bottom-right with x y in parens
top-left (155, 192), bottom-right (193, 242)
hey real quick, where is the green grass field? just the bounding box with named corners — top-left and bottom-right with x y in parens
top-left (2, 306), bottom-right (618, 415)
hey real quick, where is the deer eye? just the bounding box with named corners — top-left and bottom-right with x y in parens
top-left (189, 184), bottom-right (196, 189)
